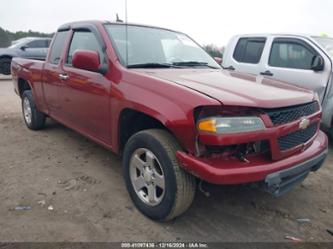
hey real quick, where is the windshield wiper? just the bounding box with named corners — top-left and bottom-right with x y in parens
top-left (127, 63), bottom-right (180, 68)
top-left (172, 61), bottom-right (220, 69)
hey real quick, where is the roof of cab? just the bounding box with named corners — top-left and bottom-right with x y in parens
top-left (232, 33), bottom-right (332, 39)
top-left (57, 20), bottom-right (183, 34)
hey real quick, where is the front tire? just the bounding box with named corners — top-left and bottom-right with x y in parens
top-left (0, 57), bottom-right (12, 75)
top-left (123, 129), bottom-right (196, 221)
top-left (22, 90), bottom-right (46, 130)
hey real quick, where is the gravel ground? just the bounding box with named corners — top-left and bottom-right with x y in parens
top-left (0, 78), bottom-right (332, 242)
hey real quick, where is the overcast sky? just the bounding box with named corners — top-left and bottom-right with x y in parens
top-left (0, 0), bottom-right (332, 46)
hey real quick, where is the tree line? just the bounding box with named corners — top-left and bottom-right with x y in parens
top-left (0, 27), bottom-right (52, 48)
top-left (202, 44), bottom-right (224, 58)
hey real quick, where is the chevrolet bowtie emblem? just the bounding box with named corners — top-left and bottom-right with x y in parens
top-left (299, 118), bottom-right (310, 130)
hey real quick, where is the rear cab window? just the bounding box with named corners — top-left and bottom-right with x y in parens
top-left (233, 37), bottom-right (266, 64)
top-left (49, 31), bottom-right (69, 64)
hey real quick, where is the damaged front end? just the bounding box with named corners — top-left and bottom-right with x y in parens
top-left (176, 103), bottom-right (328, 195)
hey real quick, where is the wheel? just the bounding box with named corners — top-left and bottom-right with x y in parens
top-left (123, 129), bottom-right (196, 221)
top-left (22, 90), bottom-right (46, 130)
top-left (0, 57), bottom-right (12, 75)
top-left (123, 130), bottom-right (196, 221)
top-left (329, 129), bottom-right (333, 141)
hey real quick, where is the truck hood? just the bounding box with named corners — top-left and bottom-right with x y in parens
top-left (137, 69), bottom-right (315, 108)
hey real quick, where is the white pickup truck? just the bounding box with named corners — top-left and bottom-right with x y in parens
top-left (222, 34), bottom-right (333, 137)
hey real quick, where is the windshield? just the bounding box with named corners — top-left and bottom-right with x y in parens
top-left (313, 37), bottom-right (333, 56)
top-left (104, 24), bottom-right (220, 69)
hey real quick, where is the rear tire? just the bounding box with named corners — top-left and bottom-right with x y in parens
top-left (329, 129), bottom-right (333, 141)
top-left (123, 129), bottom-right (196, 221)
top-left (22, 90), bottom-right (46, 130)
top-left (0, 57), bottom-right (12, 75)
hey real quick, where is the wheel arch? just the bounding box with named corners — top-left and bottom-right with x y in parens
top-left (117, 108), bottom-right (180, 155)
top-left (17, 78), bottom-right (32, 98)
top-left (0, 55), bottom-right (13, 60)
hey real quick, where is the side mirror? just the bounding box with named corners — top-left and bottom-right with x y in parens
top-left (72, 50), bottom-right (101, 73)
top-left (214, 57), bottom-right (223, 65)
top-left (311, 55), bottom-right (324, 72)
top-left (20, 45), bottom-right (28, 51)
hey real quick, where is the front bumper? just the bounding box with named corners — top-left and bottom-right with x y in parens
top-left (263, 148), bottom-right (327, 196)
top-left (176, 131), bottom-right (328, 185)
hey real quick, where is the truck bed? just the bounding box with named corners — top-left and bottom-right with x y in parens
top-left (11, 57), bottom-right (45, 96)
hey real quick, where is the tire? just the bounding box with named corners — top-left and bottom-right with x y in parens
top-left (0, 57), bottom-right (12, 75)
top-left (329, 120), bottom-right (333, 141)
top-left (22, 90), bottom-right (46, 130)
top-left (123, 129), bottom-right (196, 221)
top-left (329, 129), bottom-right (333, 141)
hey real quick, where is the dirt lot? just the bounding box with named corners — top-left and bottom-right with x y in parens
top-left (0, 78), bottom-right (332, 242)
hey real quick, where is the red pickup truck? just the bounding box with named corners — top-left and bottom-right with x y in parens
top-left (11, 21), bottom-right (328, 221)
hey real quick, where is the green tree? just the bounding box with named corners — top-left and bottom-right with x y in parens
top-left (203, 44), bottom-right (224, 58)
top-left (0, 26), bottom-right (52, 48)
top-left (0, 27), bottom-right (10, 47)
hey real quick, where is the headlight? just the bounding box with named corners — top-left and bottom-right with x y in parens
top-left (197, 116), bottom-right (265, 134)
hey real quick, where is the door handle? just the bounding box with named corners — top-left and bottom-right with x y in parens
top-left (223, 65), bottom-right (235, 71)
top-left (260, 70), bottom-right (274, 76)
top-left (59, 73), bottom-right (69, 80)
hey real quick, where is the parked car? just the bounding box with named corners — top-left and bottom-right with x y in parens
top-left (11, 21), bottom-right (328, 220)
top-left (222, 34), bottom-right (333, 138)
top-left (0, 37), bottom-right (51, 75)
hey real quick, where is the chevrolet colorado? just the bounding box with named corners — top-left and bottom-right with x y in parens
top-left (11, 21), bottom-right (328, 220)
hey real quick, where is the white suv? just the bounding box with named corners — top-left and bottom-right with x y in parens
top-left (222, 34), bottom-right (333, 137)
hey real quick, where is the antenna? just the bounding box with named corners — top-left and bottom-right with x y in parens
top-left (116, 13), bottom-right (123, 23)
top-left (125, 0), bottom-right (128, 67)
